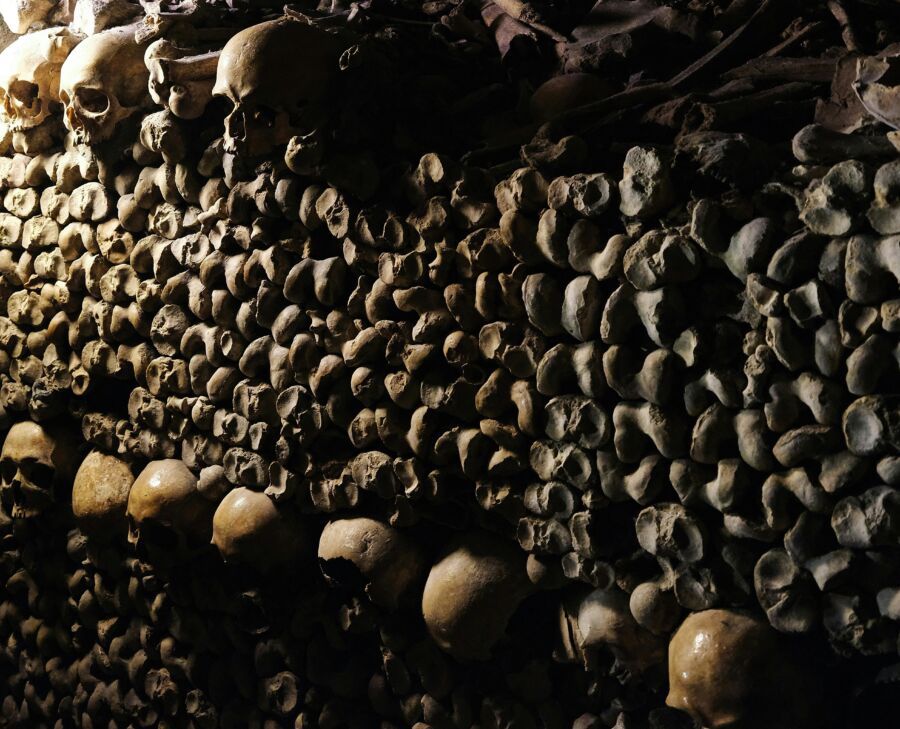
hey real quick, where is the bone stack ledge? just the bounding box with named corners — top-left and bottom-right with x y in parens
top-left (0, 1), bottom-right (898, 728)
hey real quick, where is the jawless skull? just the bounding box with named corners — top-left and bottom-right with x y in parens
top-left (666, 609), bottom-right (818, 729)
top-left (126, 459), bottom-right (215, 561)
top-left (59, 23), bottom-right (150, 144)
top-left (0, 420), bottom-right (80, 519)
top-left (0, 27), bottom-right (80, 153)
top-left (212, 16), bottom-right (343, 156)
top-left (0, 0), bottom-right (70, 34)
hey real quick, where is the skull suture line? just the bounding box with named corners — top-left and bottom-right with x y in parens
top-left (212, 16), bottom-right (343, 157)
top-left (0, 27), bottom-right (80, 132)
top-left (0, 421), bottom-right (80, 520)
top-left (59, 23), bottom-right (150, 144)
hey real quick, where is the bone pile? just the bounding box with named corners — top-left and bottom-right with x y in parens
top-left (0, 1), bottom-right (899, 728)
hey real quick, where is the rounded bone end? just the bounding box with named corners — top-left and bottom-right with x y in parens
top-left (72, 450), bottom-right (134, 537)
top-left (212, 487), bottom-right (303, 573)
top-left (422, 531), bottom-right (533, 661)
top-left (317, 517), bottom-right (425, 610)
top-left (666, 609), bottom-right (817, 729)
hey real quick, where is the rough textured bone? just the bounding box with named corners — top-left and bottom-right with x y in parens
top-left (71, 449), bottom-right (133, 538)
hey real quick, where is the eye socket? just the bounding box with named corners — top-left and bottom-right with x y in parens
top-left (8, 81), bottom-right (38, 108)
top-left (19, 460), bottom-right (55, 491)
top-left (0, 459), bottom-right (17, 483)
top-left (75, 87), bottom-right (110, 114)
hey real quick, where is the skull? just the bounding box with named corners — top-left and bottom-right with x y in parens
top-left (211, 487), bottom-right (305, 574)
top-left (317, 517), bottom-right (426, 610)
top-left (212, 16), bottom-right (342, 156)
top-left (0, 27), bottom-right (80, 132)
top-left (72, 449), bottom-right (133, 539)
top-left (0, 0), bottom-right (68, 34)
top-left (666, 609), bottom-right (819, 728)
top-left (0, 420), bottom-right (80, 519)
top-left (126, 459), bottom-right (215, 561)
top-left (59, 23), bottom-right (150, 145)
top-left (558, 587), bottom-right (665, 676)
top-left (422, 532), bottom-right (535, 660)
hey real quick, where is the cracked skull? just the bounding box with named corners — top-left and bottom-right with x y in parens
top-left (0, 421), bottom-right (79, 519)
top-left (0, 27), bottom-right (80, 133)
top-left (212, 16), bottom-right (342, 156)
top-left (59, 23), bottom-right (150, 144)
top-left (126, 459), bottom-right (215, 560)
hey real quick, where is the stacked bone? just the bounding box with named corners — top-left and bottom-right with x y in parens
top-left (0, 1), bottom-right (899, 729)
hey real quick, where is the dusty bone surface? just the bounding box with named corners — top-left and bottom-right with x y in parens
top-left (0, 2), bottom-right (899, 729)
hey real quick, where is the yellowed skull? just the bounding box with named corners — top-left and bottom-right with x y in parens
top-left (0, 420), bottom-right (79, 519)
top-left (0, 27), bottom-right (80, 133)
top-left (126, 459), bottom-right (214, 559)
top-left (59, 23), bottom-right (150, 144)
top-left (212, 16), bottom-right (342, 156)
top-left (72, 449), bottom-right (133, 538)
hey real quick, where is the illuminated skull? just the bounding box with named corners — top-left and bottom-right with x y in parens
top-left (0, 420), bottom-right (79, 519)
top-left (126, 459), bottom-right (215, 561)
top-left (72, 450), bottom-right (133, 539)
top-left (0, 27), bottom-right (80, 133)
top-left (212, 487), bottom-right (305, 574)
top-left (212, 16), bottom-right (342, 156)
top-left (59, 23), bottom-right (150, 144)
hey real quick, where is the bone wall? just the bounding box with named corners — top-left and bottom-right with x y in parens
top-left (0, 2), bottom-right (899, 729)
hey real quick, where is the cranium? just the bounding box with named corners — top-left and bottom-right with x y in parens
top-left (0, 420), bottom-right (80, 519)
top-left (422, 532), bottom-right (535, 660)
top-left (211, 487), bottom-right (304, 574)
top-left (318, 517), bottom-right (426, 610)
top-left (558, 587), bottom-right (665, 676)
top-left (0, 0), bottom-right (71, 34)
top-left (0, 27), bottom-right (80, 133)
top-left (666, 609), bottom-right (819, 728)
top-left (126, 459), bottom-right (215, 561)
top-left (59, 23), bottom-right (150, 144)
top-left (71, 450), bottom-right (133, 539)
top-left (212, 16), bottom-right (342, 156)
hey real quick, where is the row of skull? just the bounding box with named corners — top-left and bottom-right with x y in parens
top-left (0, 15), bottom-right (339, 154)
top-left (0, 418), bottom-right (816, 727)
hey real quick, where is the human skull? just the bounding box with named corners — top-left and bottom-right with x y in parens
top-left (0, 0), bottom-right (69, 34)
top-left (59, 23), bottom-right (150, 144)
top-left (666, 609), bottom-right (818, 728)
top-left (72, 449), bottom-right (133, 538)
top-left (0, 420), bottom-right (80, 519)
top-left (318, 517), bottom-right (426, 610)
top-left (0, 27), bottom-right (80, 133)
top-left (212, 487), bottom-right (304, 574)
top-left (126, 459), bottom-right (215, 560)
top-left (558, 587), bottom-right (665, 676)
top-left (212, 16), bottom-right (342, 156)
top-left (422, 531), bottom-right (534, 660)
